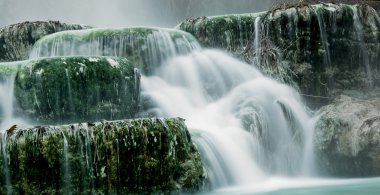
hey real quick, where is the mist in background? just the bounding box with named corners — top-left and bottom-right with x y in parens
top-left (0, 0), bottom-right (275, 28)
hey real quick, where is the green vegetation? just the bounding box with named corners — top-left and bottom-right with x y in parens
top-left (0, 118), bottom-right (205, 194)
top-left (178, 4), bottom-right (380, 108)
top-left (14, 56), bottom-right (140, 124)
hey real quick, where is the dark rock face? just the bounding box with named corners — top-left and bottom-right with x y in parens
top-left (14, 56), bottom-right (140, 125)
top-left (0, 21), bottom-right (89, 62)
top-left (0, 118), bottom-right (205, 194)
top-left (178, 4), bottom-right (380, 108)
top-left (178, 14), bottom-right (256, 55)
top-left (314, 95), bottom-right (380, 176)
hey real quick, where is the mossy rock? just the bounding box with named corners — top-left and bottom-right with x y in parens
top-left (0, 21), bottom-right (90, 62)
top-left (30, 27), bottom-right (200, 74)
top-left (14, 56), bottom-right (140, 125)
top-left (177, 13), bottom-right (263, 54)
top-left (0, 61), bottom-right (26, 78)
top-left (178, 4), bottom-right (380, 108)
top-left (0, 118), bottom-right (205, 194)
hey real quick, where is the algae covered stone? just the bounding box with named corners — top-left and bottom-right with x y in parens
top-left (0, 21), bottom-right (89, 62)
top-left (0, 118), bottom-right (205, 194)
top-left (178, 4), bottom-right (380, 108)
top-left (0, 61), bottom-right (27, 77)
top-left (178, 13), bottom-right (261, 53)
top-left (14, 56), bottom-right (140, 124)
top-left (30, 27), bottom-right (200, 74)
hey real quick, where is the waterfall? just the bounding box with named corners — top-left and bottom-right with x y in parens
top-left (1, 134), bottom-right (11, 195)
top-left (1, 1), bottom-right (380, 193)
top-left (29, 28), bottom-right (200, 73)
top-left (0, 76), bottom-right (15, 130)
top-left (0, 74), bottom-right (30, 132)
top-left (313, 6), bottom-right (332, 70)
top-left (254, 16), bottom-right (261, 66)
top-left (142, 49), bottom-right (317, 189)
top-left (61, 133), bottom-right (72, 194)
top-left (352, 6), bottom-right (374, 87)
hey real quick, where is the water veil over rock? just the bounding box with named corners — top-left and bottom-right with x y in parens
top-left (0, 61), bottom-right (33, 131)
top-left (178, 3), bottom-right (380, 108)
top-left (30, 27), bottom-right (200, 74)
top-left (0, 118), bottom-right (204, 194)
top-left (0, 1), bottom-right (380, 194)
top-left (14, 56), bottom-right (140, 125)
top-left (0, 25), bottom-right (204, 193)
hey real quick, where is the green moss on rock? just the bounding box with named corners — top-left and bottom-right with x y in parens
top-left (30, 27), bottom-right (200, 74)
top-left (0, 61), bottom-right (27, 78)
top-left (178, 13), bottom-right (262, 53)
top-left (0, 21), bottom-right (90, 62)
top-left (14, 56), bottom-right (140, 125)
top-left (0, 118), bottom-right (205, 194)
top-left (178, 4), bottom-right (380, 108)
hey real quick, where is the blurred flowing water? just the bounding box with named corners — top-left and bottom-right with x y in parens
top-left (0, 1), bottom-right (379, 193)
top-left (0, 75), bottom-right (30, 132)
top-left (142, 49), bottom-right (318, 190)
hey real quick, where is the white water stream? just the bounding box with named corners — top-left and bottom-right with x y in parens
top-left (0, 76), bottom-right (30, 132)
top-left (142, 49), bottom-right (318, 189)
top-left (0, 3), bottom-right (378, 192)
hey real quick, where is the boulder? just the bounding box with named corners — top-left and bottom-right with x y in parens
top-left (0, 21), bottom-right (89, 62)
top-left (314, 95), bottom-right (380, 176)
top-left (30, 27), bottom-right (200, 74)
top-left (14, 56), bottom-right (140, 124)
top-left (0, 118), bottom-right (205, 194)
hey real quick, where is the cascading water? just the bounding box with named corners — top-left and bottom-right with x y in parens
top-left (0, 76), bottom-right (15, 131)
top-left (141, 49), bottom-right (317, 189)
top-left (0, 75), bottom-right (30, 132)
top-left (61, 133), bottom-right (71, 195)
top-left (1, 2), bottom-right (379, 193)
top-left (29, 28), bottom-right (200, 73)
top-left (1, 134), bottom-right (11, 195)
top-left (313, 6), bottom-right (332, 70)
top-left (254, 17), bottom-right (261, 65)
top-left (0, 74), bottom-right (25, 195)
top-left (352, 7), bottom-right (374, 87)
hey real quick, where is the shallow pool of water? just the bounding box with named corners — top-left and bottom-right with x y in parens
top-left (203, 177), bottom-right (380, 195)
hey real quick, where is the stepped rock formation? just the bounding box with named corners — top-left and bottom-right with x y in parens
top-left (0, 21), bottom-right (89, 62)
top-left (10, 56), bottom-right (140, 125)
top-left (178, 3), bottom-right (380, 177)
top-left (178, 3), bottom-right (380, 108)
top-left (30, 27), bottom-right (200, 74)
top-left (0, 118), bottom-right (205, 194)
top-left (314, 95), bottom-right (380, 176)
top-left (0, 2), bottom-right (379, 192)
top-left (0, 23), bottom-right (206, 193)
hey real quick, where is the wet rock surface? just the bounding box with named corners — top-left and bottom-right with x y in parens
top-left (0, 21), bottom-right (89, 62)
top-left (0, 118), bottom-right (205, 194)
top-left (14, 56), bottom-right (140, 125)
top-left (0, 23), bottom-right (207, 194)
top-left (30, 27), bottom-right (200, 74)
top-left (314, 95), bottom-right (380, 176)
top-left (178, 3), bottom-right (380, 108)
